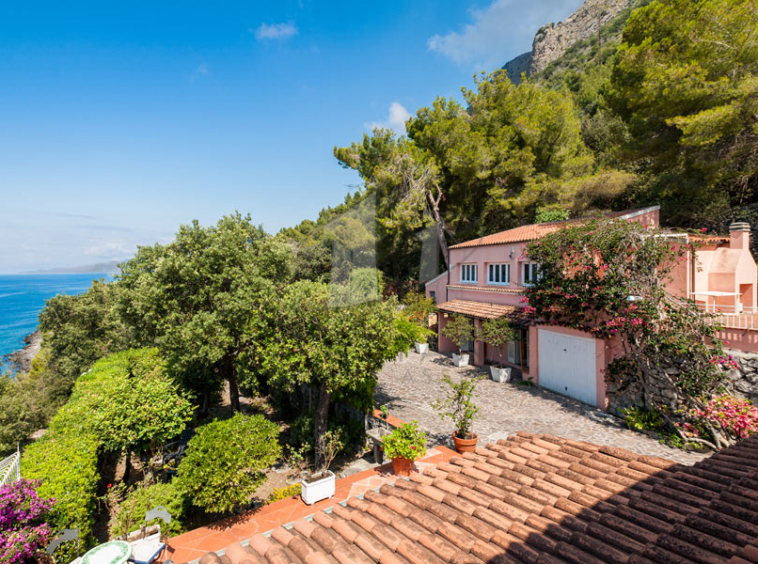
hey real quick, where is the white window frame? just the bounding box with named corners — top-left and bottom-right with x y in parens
top-left (522, 263), bottom-right (540, 286)
top-left (460, 263), bottom-right (478, 284)
top-left (487, 263), bottom-right (510, 286)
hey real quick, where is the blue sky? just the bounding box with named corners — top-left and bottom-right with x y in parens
top-left (0, 0), bottom-right (583, 273)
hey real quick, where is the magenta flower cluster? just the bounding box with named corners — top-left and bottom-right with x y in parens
top-left (0, 479), bottom-right (56, 564)
top-left (709, 354), bottom-right (739, 370)
top-left (695, 395), bottom-right (758, 440)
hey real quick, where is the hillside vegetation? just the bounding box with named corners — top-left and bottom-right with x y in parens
top-left (283, 0), bottom-right (758, 290)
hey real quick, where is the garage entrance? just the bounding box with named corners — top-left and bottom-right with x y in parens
top-left (537, 328), bottom-right (598, 406)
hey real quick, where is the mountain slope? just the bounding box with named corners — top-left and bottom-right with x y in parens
top-left (504, 0), bottom-right (634, 83)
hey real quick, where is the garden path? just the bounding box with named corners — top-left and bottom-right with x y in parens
top-left (376, 350), bottom-right (708, 465)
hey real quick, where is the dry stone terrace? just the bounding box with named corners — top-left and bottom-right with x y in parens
top-left (377, 350), bottom-right (707, 465)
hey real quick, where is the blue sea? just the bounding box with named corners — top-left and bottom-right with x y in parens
top-left (0, 274), bottom-right (111, 366)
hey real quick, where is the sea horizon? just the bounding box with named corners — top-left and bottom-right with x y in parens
top-left (0, 273), bottom-right (111, 368)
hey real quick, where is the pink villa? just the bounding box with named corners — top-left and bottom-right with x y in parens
top-left (425, 206), bottom-right (758, 410)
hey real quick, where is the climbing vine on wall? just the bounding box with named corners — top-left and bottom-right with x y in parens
top-left (524, 219), bottom-right (743, 449)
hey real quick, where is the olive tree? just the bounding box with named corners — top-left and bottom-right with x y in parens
top-left (118, 213), bottom-right (291, 413)
top-left (259, 279), bottom-right (397, 468)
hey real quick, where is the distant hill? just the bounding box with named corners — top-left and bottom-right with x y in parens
top-left (26, 260), bottom-right (122, 275)
top-left (503, 0), bottom-right (634, 84)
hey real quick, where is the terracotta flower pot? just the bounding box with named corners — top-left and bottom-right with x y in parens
top-left (452, 432), bottom-right (478, 454)
top-left (391, 457), bottom-right (414, 477)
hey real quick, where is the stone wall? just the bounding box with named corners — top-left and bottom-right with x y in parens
top-left (606, 349), bottom-right (758, 415)
top-left (726, 351), bottom-right (758, 403)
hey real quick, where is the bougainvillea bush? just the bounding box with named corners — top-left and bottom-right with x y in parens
top-left (0, 479), bottom-right (55, 564)
top-left (524, 219), bottom-right (747, 449)
top-left (694, 395), bottom-right (758, 441)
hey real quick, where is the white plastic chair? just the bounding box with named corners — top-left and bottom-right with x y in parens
top-left (128, 506), bottom-right (171, 564)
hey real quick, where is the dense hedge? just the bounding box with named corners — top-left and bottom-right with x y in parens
top-left (110, 482), bottom-right (185, 538)
top-left (21, 349), bottom-right (167, 546)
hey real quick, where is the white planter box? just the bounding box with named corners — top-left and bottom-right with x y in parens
top-left (490, 365), bottom-right (512, 383)
top-left (301, 470), bottom-right (335, 505)
top-left (452, 353), bottom-right (469, 367)
top-left (415, 343), bottom-right (429, 354)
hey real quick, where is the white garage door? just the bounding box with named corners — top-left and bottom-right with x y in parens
top-left (538, 329), bottom-right (597, 406)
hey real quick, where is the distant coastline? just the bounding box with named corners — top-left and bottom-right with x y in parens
top-left (23, 259), bottom-right (122, 275)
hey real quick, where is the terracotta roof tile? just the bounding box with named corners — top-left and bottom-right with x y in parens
top-left (436, 299), bottom-right (526, 321)
top-left (450, 219), bottom-right (584, 249)
top-left (194, 434), bottom-right (758, 564)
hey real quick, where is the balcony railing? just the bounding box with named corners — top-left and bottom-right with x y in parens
top-left (0, 448), bottom-right (20, 488)
top-left (694, 303), bottom-right (758, 330)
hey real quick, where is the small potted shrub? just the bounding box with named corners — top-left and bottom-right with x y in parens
top-left (300, 430), bottom-right (342, 505)
top-left (404, 293), bottom-right (436, 353)
top-left (394, 314), bottom-right (433, 357)
top-left (442, 315), bottom-right (474, 367)
top-left (432, 374), bottom-right (480, 453)
top-left (382, 421), bottom-right (427, 477)
top-left (477, 317), bottom-right (517, 382)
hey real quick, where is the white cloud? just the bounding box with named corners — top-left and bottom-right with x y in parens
top-left (253, 22), bottom-right (298, 41)
top-left (427, 0), bottom-right (581, 69)
top-left (188, 63), bottom-right (209, 82)
top-left (365, 102), bottom-right (412, 134)
top-left (83, 240), bottom-right (134, 260)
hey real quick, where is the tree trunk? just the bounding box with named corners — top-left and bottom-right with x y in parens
top-left (122, 451), bottom-right (131, 483)
top-left (226, 354), bottom-right (240, 414)
top-left (314, 381), bottom-right (331, 471)
top-left (426, 191), bottom-right (451, 269)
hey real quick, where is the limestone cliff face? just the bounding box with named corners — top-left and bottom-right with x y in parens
top-left (504, 0), bottom-right (633, 83)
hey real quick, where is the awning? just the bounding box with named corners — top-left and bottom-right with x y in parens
top-left (437, 299), bottom-right (528, 323)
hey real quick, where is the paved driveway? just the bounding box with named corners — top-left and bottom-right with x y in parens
top-left (376, 350), bottom-right (707, 465)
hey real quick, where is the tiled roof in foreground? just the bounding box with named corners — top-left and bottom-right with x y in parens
top-left (197, 432), bottom-right (758, 564)
top-left (437, 299), bottom-right (526, 321)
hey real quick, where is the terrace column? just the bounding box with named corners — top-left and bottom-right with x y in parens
top-left (474, 319), bottom-right (485, 366)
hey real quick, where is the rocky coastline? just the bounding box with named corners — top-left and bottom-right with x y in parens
top-left (8, 331), bottom-right (42, 374)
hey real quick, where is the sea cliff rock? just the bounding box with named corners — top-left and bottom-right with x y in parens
top-left (504, 0), bottom-right (633, 83)
top-left (8, 331), bottom-right (42, 374)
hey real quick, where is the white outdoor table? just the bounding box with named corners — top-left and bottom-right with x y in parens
top-left (80, 541), bottom-right (131, 564)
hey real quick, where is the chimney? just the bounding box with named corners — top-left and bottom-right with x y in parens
top-left (729, 221), bottom-right (751, 250)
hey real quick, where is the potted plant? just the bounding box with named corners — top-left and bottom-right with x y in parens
top-left (432, 374), bottom-right (480, 453)
top-left (442, 315), bottom-right (474, 367)
top-left (300, 430), bottom-right (342, 505)
top-left (394, 314), bottom-right (433, 357)
top-left (382, 421), bottom-right (427, 477)
top-left (403, 293), bottom-right (436, 353)
top-left (477, 317), bottom-right (517, 382)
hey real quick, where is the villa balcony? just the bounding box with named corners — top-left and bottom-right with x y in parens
top-left (695, 303), bottom-right (758, 330)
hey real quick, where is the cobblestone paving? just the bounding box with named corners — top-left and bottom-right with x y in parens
top-left (376, 350), bottom-right (709, 465)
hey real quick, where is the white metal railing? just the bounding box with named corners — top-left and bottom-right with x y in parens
top-left (694, 303), bottom-right (758, 330)
top-left (0, 447), bottom-right (20, 488)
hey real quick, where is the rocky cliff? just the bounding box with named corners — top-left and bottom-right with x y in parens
top-left (504, 0), bottom-right (633, 83)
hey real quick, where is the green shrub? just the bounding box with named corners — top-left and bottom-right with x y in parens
top-left (22, 348), bottom-right (178, 547)
top-left (175, 413), bottom-right (281, 513)
top-left (621, 407), bottom-right (665, 432)
top-left (110, 482), bottom-right (185, 538)
top-left (289, 412), bottom-right (364, 455)
top-left (382, 421), bottom-right (427, 461)
top-left (393, 315), bottom-right (433, 355)
top-left (23, 432), bottom-right (99, 546)
top-left (267, 484), bottom-right (301, 504)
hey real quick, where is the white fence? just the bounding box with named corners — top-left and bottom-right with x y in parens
top-left (0, 448), bottom-right (20, 488)
top-left (695, 303), bottom-right (758, 330)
